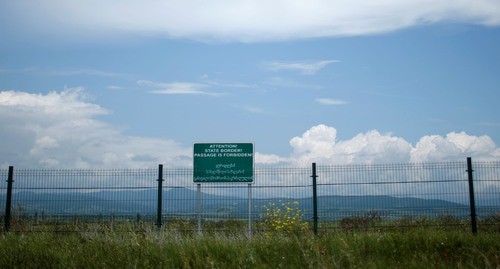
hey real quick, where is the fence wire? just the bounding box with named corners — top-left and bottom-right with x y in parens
top-left (1, 161), bottom-right (499, 233)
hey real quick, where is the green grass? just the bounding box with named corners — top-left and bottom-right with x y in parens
top-left (0, 229), bottom-right (499, 268)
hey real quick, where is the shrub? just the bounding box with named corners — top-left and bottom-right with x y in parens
top-left (480, 212), bottom-right (500, 232)
top-left (339, 212), bottom-right (382, 232)
top-left (258, 201), bottom-right (308, 236)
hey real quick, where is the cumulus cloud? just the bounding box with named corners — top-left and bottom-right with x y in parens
top-left (1, 90), bottom-right (499, 169)
top-left (2, 1), bottom-right (500, 42)
top-left (289, 125), bottom-right (413, 165)
top-left (0, 89), bottom-right (191, 168)
top-left (290, 125), bottom-right (337, 155)
top-left (411, 132), bottom-right (500, 162)
top-left (288, 124), bottom-right (499, 166)
top-left (285, 126), bottom-right (500, 200)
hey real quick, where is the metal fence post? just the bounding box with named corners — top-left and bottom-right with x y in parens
top-left (466, 157), bottom-right (478, 235)
top-left (156, 164), bottom-right (164, 230)
top-left (248, 183), bottom-right (252, 239)
top-left (4, 166), bottom-right (14, 232)
top-left (311, 163), bottom-right (318, 236)
top-left (197, 183), bottom-right (202, 236)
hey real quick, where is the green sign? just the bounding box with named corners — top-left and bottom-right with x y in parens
top-left (193, 143), bottom-right (254, 183)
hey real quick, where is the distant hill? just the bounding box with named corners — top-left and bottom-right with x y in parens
top-left (0, 187), bottom-right (480, 221)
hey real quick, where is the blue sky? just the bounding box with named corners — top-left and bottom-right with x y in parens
top-left (1, 1), bottom-right (500, 168)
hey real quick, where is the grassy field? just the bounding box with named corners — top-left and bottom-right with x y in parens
top-left (0, 229), bottom-right (499, 268)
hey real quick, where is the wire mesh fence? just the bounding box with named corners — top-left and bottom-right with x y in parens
top-left (1, 160), bottom-right (499, 234)
top-left (320, 163), bottom-right (470, 213)
top-left (315, 162), bottom-right (471, 231)
top-left (472, 161), bottom-right (500, 229)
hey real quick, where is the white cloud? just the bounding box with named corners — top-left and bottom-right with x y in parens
top-left (1, 90), bottom-right (499, 169)
top-left (107, 85), bottom-right (123, 90)
top-left (140, 77), bottom-right (257, 96)
top-left (290, 124), bottom-right (337, 155)
top-left (0, 89), bottom-right (191, 168)
top-left (200, 75), bottom-right (259, 89)
top-left (0, 88), bottom-right (106, 120)
top-left (316, 98), bottom-right (348, 105)
top-left (288, 124), bottom-right (499, 166)
top-left (138, 80), bottom-right (223, 96)
top-left (255, 153), bottom-right (288, 165)
top-left (263, 60), bottom-right (338, 75)
top-left (4, 1), bottom-right (499, 43)
top-left (334, 131), bottom-right (413, 164)
top-left (31, 136), bottom-right (59, 155)
top-left (411, 132), bottom-right (500, 162)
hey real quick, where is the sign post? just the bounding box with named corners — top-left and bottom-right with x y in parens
top-left (248, 183), bottom-right (252, 239)
top-left (193, 142), bottom-right (254, 236)
top-left (197, 183), bottom-right (202, 236)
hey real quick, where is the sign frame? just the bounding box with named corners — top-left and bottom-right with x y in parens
top-left (193, 142), bottom-right (254, 183)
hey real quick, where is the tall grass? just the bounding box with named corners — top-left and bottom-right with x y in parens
top-left (0, 229), bottom-right (499, 268)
